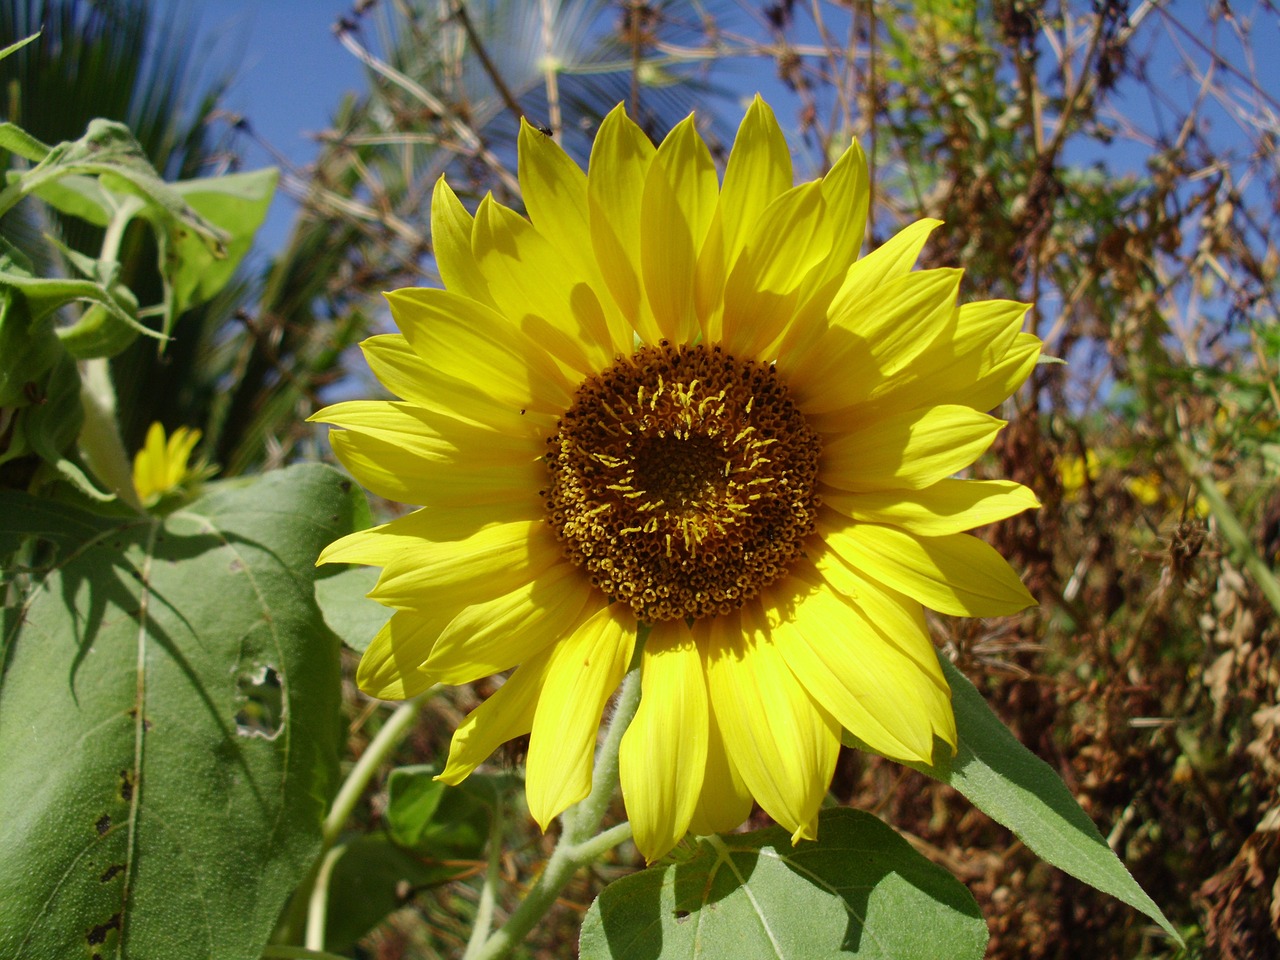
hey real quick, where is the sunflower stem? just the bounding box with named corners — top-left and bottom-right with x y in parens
top-left (276, 687), bottom-right (437, 947)
top-left (470, 667), bottom-right (643, 960)
top-left (326, 688), bottom-right (436, 846)
top-left (303, 844), bottom-right (344, 951)
top-left (566, 821), bottom-right (634, 863)
top-left (462, 793), bottom-right (505, 960)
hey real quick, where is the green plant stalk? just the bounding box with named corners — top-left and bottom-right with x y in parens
top-left (462, 793), bottom-right (505, 960)
top-left (77, 357), bottom-right (142, 510)
top-left (304, 845), bottom-right (346, 952)
top-left (468, 668), bottom-right (642, 960)
top-left (276, 687), bottom-right (438, 947)
top-left (72, 204), bottom-right (148, 509)
top-left (323, 690), bottom-right (436, 846)
top-left (1173, 439), bottom-right (1280, 618)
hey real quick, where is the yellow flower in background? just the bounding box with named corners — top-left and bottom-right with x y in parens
top-left (1125, 472), bottom-right (1163, 506)
top-left (1058, 449), bottom-right (1100, 499)
top-left (314, 97), bottom-right (1040, 862)
top-left (132, 422), bottom-right (203, 506)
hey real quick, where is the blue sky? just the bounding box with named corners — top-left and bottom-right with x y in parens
top-left (195, 1), bottom-right (1280, 266)
top-left (195, 1), bottom-right (366, 251)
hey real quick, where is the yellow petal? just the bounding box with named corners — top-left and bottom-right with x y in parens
top-left (719, 94), bottom-right (792, 266)
top-left (356, 609), bottom-right (453, 700)
top-left (705, 604), bottom-right (840, 841)
top-left (526, 605), bottom-right (636, 829)
top-left (438, 647), bottom-right (555, 785)
top-left (783, 269), bottom-right (962, 413)
top-left (588, 104), bottom-right (657, 341)
top-left (807, 544), bottom-right (954, 705)
top-left (330, 429), bottom-right (543, 508)
top-left (619, 619), bottom-right (708, 862)
top-left (315, 397), bottom-right (541, 507)
top-left (808, 138), bottom-right (870, 293)
top-left (694, 205), bottom-right (726, 339)
top-left (865, 301), bottom-right (1032, 410)
top-left (945, 331), bottom-right (1042, 412)
top-left (424, 564), bottom-right (595, 683)
top-left (321, 516), bottom-right (563, 611)
top-left (133, 421), bottom-right (169, 501)
top-left (822, 478), bottom-right (1040, 536)
top-left (687, 667), bottom-right (753, 837)
top-left (722, 181), bottom-right (833, 360)
top-left (470, 196), bottom-right (615, 375)
top-left (386, 287), bottom-right (574, 416)
top-left (518, 120), bottom-right (634, 358)
top-left (821, 404), bottom-right (1005, 492)
top-left (833, 268), bottom-right (963, 374)
top-left (824, 522), bottom-right (1036, 617)
top-left (431, 177), bottom-right (494, 307)
top-left (311, 399), bottom-right (493, 447)
top-left (827, 217), bottom-right (942, 317)
top-left (641, 114), bottom-right (717, 343)
top-left (518, 118), bottom-right (591, 268)
top-left (358, 334), bottom-right (557, 432)
top-left (771, 579), bottom-right (949, 763)
top-left (164, 427), bottom-right (200, 484)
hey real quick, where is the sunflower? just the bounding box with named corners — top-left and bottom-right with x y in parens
top-left (314, 97), bottom-right (1039, 862)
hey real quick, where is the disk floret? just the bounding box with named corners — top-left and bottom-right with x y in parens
top-left (544, 343), bottom-right (822, 621)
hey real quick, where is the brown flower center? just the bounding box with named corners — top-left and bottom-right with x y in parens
top-left (543, 342), bottom-right (822, 622)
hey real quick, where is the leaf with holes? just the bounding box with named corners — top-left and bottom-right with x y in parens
top-left (0, 463), bottom-right (363, 960)
top-left (579, 808), bottom-right (987, 960)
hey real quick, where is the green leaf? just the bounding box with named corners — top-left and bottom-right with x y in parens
top-left (161, 168), bottom-right (278, 321)
top-left (0, 228), bottom-right (156, 346)
top-left (28, 119), bottom-right (226, 250)
top-left (0, 280), bottom-right (59, 410)
top-left (579, 808), bottom-right (987, 960)
top-left (0, 31), bottom-right (41, 64)
top-left (0, 121), bottom-right (50, 163)
top-left (385, 764), bottom-right (509, 861)
top-left (873, 658), bottom-right (1180, 943)
top-left (11, 159), bottom-right (276, 337)
top-left (314, 565), bottom-right (388, 652)
top-left (18, 350), bottom-right (83, 465)
top-left (6, 170), bottom-right (116, 226)
top-left (0, 464), bottom-right (361, 960)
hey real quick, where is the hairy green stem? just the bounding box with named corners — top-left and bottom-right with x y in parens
top-left (566, 821), bottom-right (635, 864)
top-left (468, 668), bottom-right (643, 960)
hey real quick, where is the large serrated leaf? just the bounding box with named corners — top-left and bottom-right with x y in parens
top-left (579, 808), bottom-right (986, 960)
top-left (853, 658), bottom-right (1179, 943)
top-left (0, 464), bottom-right (363, 960)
